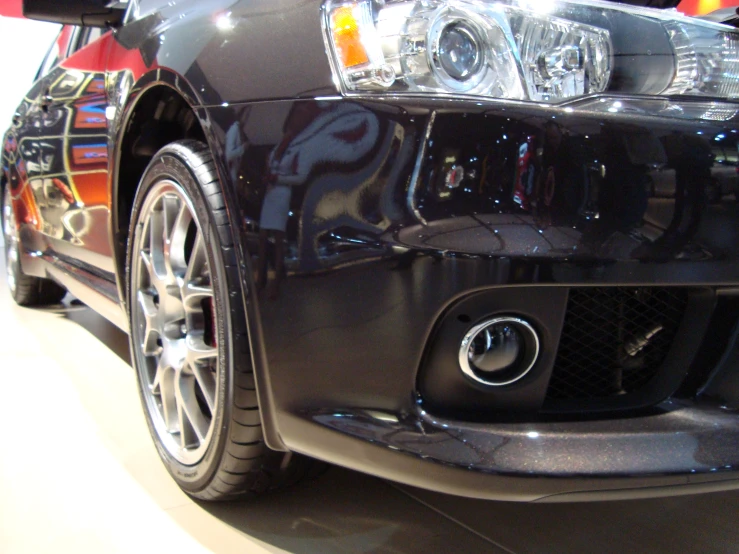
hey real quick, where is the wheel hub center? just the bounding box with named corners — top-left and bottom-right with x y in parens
top-left (161, 335), bottom-right (187, 371)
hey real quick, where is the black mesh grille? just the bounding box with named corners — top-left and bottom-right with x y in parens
top-left (546, 287), bottom-right (690, 400)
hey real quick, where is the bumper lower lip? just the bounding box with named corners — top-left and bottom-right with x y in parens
top-left (279, 398), bottom-right (739, 501)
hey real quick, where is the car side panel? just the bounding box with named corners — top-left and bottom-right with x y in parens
top-left (3, 28), bottom-right (75, 268)
top-left (39, 32), bottom-right (115, 275)
top-left (2, 78), bottom-right (45, 242)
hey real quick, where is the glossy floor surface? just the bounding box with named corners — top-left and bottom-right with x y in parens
top-left (1, 245), bottom-right (739, 553)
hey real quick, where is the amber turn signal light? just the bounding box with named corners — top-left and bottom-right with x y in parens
top-left (330, 6), bottom-right (369, 68)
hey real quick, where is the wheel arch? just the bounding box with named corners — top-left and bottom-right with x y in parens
top-left (109, 70), bottom-right (207, 301)
top-left (109, 69), bottom-right (287, 451)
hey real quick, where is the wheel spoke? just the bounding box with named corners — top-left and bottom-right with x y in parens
top-left (176, 407), bottom-right (194, 448)
top-left (137, 290), bottom-right (160, 355)
top-left (147, 208), bottom-right (170, 283)
top-left (148, 207), bottom-right (163, 255)
top-left (191, 362), bottom-right (216, 413)
top-left (151, 358), bottom-right (166, 393)
top-left (182, 282), bottom-right (214, 312)
top-left (141, 249), bottom-right (167, 299)
top-left (139, 250), bottom-right (157, 287)
top-left (182, 232), bottom-right (212, 311)
top-left (184, 232), bottom-right (206, 284)
top-left (176, 372), bottom-right (209, 445)
top-left (158, 366), bottom-right (178, 433)
top-left (169, 201), bottom-right (192, 274)
top-left (186, 331), bottom-right (218, 364)
top-left (162, 195), bottom-right (188, 280)
top-left (161, 194), bottom-right (179, 243)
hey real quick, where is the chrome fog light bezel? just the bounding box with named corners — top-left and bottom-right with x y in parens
top-left (458, 316), bottom-right (540, 387)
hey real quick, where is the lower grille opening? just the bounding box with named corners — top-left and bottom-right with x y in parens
top-left (546, 287), bottom-right (690, 401)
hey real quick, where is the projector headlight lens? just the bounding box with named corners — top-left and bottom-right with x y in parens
top-left (436, 22), bottom-right (483, 81)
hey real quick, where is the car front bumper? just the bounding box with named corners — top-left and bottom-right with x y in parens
top-left (205, 94), bottom-right (739, 500)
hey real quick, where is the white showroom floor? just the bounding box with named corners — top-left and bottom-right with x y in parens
top-left (1, 244), bottom-right (739, 554)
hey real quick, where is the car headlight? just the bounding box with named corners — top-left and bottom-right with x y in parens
top-left (323, 0), bottom-right (739, 103)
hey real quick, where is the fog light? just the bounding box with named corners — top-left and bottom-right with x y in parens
top-left (437, 22), bottom-right (483, 81)
top-left (459, 316), bottom-right (540, 386)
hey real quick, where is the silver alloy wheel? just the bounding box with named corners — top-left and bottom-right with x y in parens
top-left (3, 186), bottom-right (18, 294)
top-left (131, 179), bottom-right (219, 466)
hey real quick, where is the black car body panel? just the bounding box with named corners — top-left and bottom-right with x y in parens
top-left (5, 0), bottom-right (739, 500)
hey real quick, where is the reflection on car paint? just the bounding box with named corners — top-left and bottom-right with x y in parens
top-left (71, 143), bottom-right (108, 166)
top-left (1, 31), bottom-right (114, 267)
top-left (213, 99), bottom-right (739, 281)
top-left (73, 101), bottom-right (107, 129)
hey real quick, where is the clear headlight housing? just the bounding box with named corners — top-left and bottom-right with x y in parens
top-left (322, 0), bottom-right (739, 103)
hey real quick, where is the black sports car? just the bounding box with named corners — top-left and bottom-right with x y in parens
top-left (4, 0), bottom-right (739, 502)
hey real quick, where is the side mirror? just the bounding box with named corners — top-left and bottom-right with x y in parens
top-left (23, 0), bottom-right (125, 28)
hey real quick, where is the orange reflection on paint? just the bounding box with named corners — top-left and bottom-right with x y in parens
top-left (19, 185), bottom-right (41, 229)
top-left (71, 172), bottom-right (108, 207)
top-left (679, 0), bottom-right (732, 15)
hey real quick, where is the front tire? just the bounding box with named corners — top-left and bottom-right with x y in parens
top-left (2, 185), bottom-right (66, 306)
top-left (126, 140), bottom-right (315, 500)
